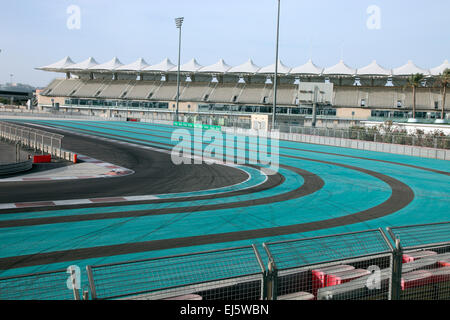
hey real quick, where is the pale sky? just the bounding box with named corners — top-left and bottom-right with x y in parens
top-left (1, 0), bottom-right (449, 87)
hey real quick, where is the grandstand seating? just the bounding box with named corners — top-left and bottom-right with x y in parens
top-left (97, 81), bottom-right (133, 99)
top-left (237, 84), bottom-right (266, 104)
top-left (125, 81), bottom-right (158, 99)
top-left (47, 79), bottom-right (83, 97)
top-left (207, 83), bottom-right (239, 103)
top-left (70, 80), bottom-right (108, 98)
top-left (40, 78), bottom-right (449, 111)
top-left (179, 82), bottom-right (211, 102)
top-left (150, 82), bottom-right (179, 101)
top-left (267, 84), bottom-right (298, 105)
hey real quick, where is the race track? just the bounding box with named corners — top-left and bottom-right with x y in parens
top-left (0, 119), bottom-right (449, 282)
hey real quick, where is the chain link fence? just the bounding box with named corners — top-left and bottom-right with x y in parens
top-left (0, 268), bottom-right (80, 300)
top-left (276, 125), bottom-right (450, 150)
top-left (263, 229), bottom-right (394, 300)
top-left (387, 221), bottom-right (450, 300)
top-left (1, 222), bottom-right (449, 300)
top-left (86, 245), bottom-right (266, 300)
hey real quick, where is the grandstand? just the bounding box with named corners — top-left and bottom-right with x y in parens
top-left (36, 57), bottom-right (450, 123)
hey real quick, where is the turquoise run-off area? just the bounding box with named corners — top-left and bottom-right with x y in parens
top-left (0, 119), bottom-right (449, 284)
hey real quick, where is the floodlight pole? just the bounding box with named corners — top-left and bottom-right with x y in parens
top-left (175, 17), bottom-right (184, 122)
top-left (271, 0), bottom-right (281, 131)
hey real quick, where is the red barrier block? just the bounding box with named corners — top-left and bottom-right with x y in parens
top-left (429, 266), bottom-right (450, 284)
top-left (403, 250), bottom-right (437, 263)
top-left (33, 154), bottom-right (51, 163)
top-left (401, 270), bottom-right (433, 290)
top-left (73, 154), bottom-right (77, 164)
top-left (438, 259), bottom-right (450, 267)
top-left (326, 269), bottom-right (371, 287)
top-left (312, 265), bottom-right (355, 296)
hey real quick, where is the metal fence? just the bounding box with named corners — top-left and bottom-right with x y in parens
top-left (387, 222), bottom-right (450, 300)
top-left (0, 222), bottom-right (449, 300)
top-left (0, 121), bottom-right (75, 162)
top-left (0, 267), bottom-right (80, 300)
top-left (86, 245), bottom-right (266, 300)
top-left (263, 229), bottom-right (394, 300)
top-left (275, 125), bottom-right (450, 150)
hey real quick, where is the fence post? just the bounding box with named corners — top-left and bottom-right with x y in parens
top-left (86, 265), bottom-right (97, 300)
top-left (390, 237), bottom-right (403, 300)
top-left (266, 259), bottom-right (278, 300)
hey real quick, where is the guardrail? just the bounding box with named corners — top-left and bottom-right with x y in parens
top-left (0, 221), bottom-right (448, 300)
top-left (0, 159), bottom-right (33, 176)
top-left (0, 121), bottom-right (76, 162)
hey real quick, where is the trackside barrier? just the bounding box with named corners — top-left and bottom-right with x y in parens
top-left (387, 221), bottom-right (450, 300)
top-left (86, 245), bottom-right (266, 300)
top-left (0, 268), bottom-right (80, 300)
top-left (263, 229), bottom-right (394, 300)
top-left (0, 222), bottom-right (448, 300)
top-left (0, 121), bottom-right (76, 163)
top-left (222, 126), bottom-right (450, 160)
top-left (0, 159), bottom-right (33, 175)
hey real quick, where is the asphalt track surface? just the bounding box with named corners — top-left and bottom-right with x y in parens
top-left (0, 119), bottom-right (449, 278)
top-left (0, 127), bottom-right (249, 203)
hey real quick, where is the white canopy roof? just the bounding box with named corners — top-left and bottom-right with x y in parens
top-left (430, 60), bottom-right (450, 76)
top-left (323, 60), bottom-right (356, 76)
top-left (37, 56), bottom-right (75, 71)
top-left (89, 57), bottom-right (123, 71)
top-left (66, 57), bottom-right (99, 70)
top-left (392, 60), bottom-right (430, 76)
top-left (257, 60), bottom-right (291, 74)
top-left (356, 60), bottom-right (392, 76)
top-left (289, 59), bottom-right (323, 75)
top-left (116, 58), bottom-right (150, 71)
top-left (143, 58), bottom-right (176, 72)
top-left (228, 59), bottom-right (261, 74)
top-left (169, 58), bottom-right (203, 72)
top-left (198, 59), bottom-right (231, 73)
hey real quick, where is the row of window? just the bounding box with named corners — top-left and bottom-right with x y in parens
top-left (64, 99), bottom-right (169, 109)
top-left (360, 99), bottom-right (443, 109)
top-left (197, 104), bottom-right (337, 116)
top-left (370, 110), bottom-right (446, 119)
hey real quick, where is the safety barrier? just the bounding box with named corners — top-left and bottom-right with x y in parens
top-left (86, 245), bottom-right (265, 300)
top-left (0, 121), bottom-right (77, 163)
top-left (263, 229), bottom-right (394, 300)
top-left (222, 126), bottom-right (450, 161)
top-left (387, 222), bottom-right (450, 300)
top-left (0, 267), bottom-right (80, 300)
top-left (0, 159), bottom-right (33, 175)
top-left (0, 223), bottom-right (448, 300)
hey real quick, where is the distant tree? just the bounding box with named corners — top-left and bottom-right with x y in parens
top-left (437, 68), bottom-right (450, 120)
top-left (407, 73), bottom-right (425, 119)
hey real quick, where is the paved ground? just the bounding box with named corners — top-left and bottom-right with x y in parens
top-left (0, 119), bottom-right (448, 291)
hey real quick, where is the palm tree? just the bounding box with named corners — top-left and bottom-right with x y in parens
top-left (407, 73), bottom-right (425, 120)
top-left (438, 68), bottom-right (449, 120)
